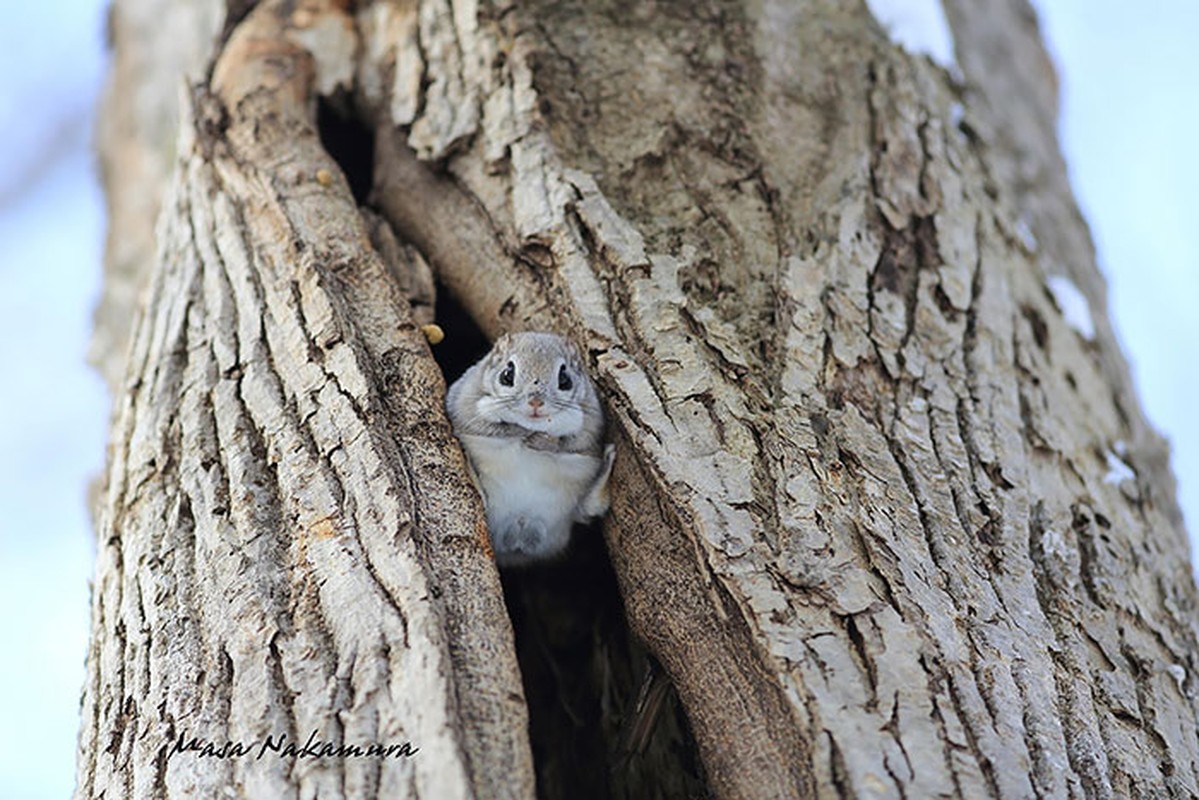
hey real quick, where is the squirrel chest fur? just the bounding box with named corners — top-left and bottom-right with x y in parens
top-left (446, 332), bottom-right (614, 566)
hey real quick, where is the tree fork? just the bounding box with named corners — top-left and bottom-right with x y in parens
top-left (82, 0), bottom-right (1199, 797)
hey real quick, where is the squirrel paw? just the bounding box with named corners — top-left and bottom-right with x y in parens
top-left (522, 432), bottom-right (562, 452)
top-left (577, 443), bottom-right (615, 519)
top-left (496, 515), bottom-right (549, 561)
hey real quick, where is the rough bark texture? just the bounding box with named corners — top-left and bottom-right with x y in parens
top-left (82, 0), bottom-right (1199, 798)
top-left (78, 3), bottom-right (533, 798)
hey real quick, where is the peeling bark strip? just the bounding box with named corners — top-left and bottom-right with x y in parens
top-left (77, 2), bottom-right (533, 798)
top-left (85, 0), bottom-right (1199, 799)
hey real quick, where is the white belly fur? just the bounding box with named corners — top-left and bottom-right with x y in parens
top-left (460, 434), bottom-right (603, 561)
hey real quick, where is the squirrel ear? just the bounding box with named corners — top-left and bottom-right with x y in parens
top-left (493, 333), bottom-right (511, 351)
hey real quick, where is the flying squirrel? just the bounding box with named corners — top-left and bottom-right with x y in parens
top-left (446, 332), bottom-right (615, 566)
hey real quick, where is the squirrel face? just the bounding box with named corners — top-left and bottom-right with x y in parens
top-left (475, 332), bottom-right (592, 437)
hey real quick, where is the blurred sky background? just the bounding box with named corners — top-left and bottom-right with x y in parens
top-left (0, 1), bottom-right (1194, 797)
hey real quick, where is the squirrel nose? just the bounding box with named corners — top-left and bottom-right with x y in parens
top-left (529, 397), bottom-right (544, 410)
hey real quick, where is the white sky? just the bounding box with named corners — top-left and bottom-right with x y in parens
top-left (864, 0), bottom-right (957, 68)
top-left (1034, 0), bottom-right (1199, 541)
top-left (0, 1), bottom-right (1194, 797)
top-left (0, 3), bottom-right (107, 798)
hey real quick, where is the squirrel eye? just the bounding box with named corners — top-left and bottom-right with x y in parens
top-left (557, 364), bottom-right (573, 391)
top-left (498, 361), bottom-right (516, 387)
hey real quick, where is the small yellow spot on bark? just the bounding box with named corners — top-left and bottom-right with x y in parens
top-left (421, 323), bottom-right (445, 345)
top-left (477, 519), bottom-right (494, 556)
top-left (309, 516), bottom-right (338, 539)
top-left (316, 168), bottom-right (333, 186)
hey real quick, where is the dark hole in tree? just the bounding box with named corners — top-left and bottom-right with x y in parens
top-left (432, 280), bottom-right (491, 385)
top-left (216, 0), bottom-right (256, 49)
top-left (500, 531), bottom-right (707, 799)
top-left (316, 97), bottom-right (374, 206)
top-left (429, 285), bottom-right (708, 799)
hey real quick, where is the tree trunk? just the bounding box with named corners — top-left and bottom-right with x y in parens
top-left (79, 0), bottom-right (1199, 798)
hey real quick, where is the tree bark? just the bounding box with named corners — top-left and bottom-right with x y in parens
top-left (78, 3), bottom-right (534, 798)
top-left (80, 0), bottom-right (1199, 798)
